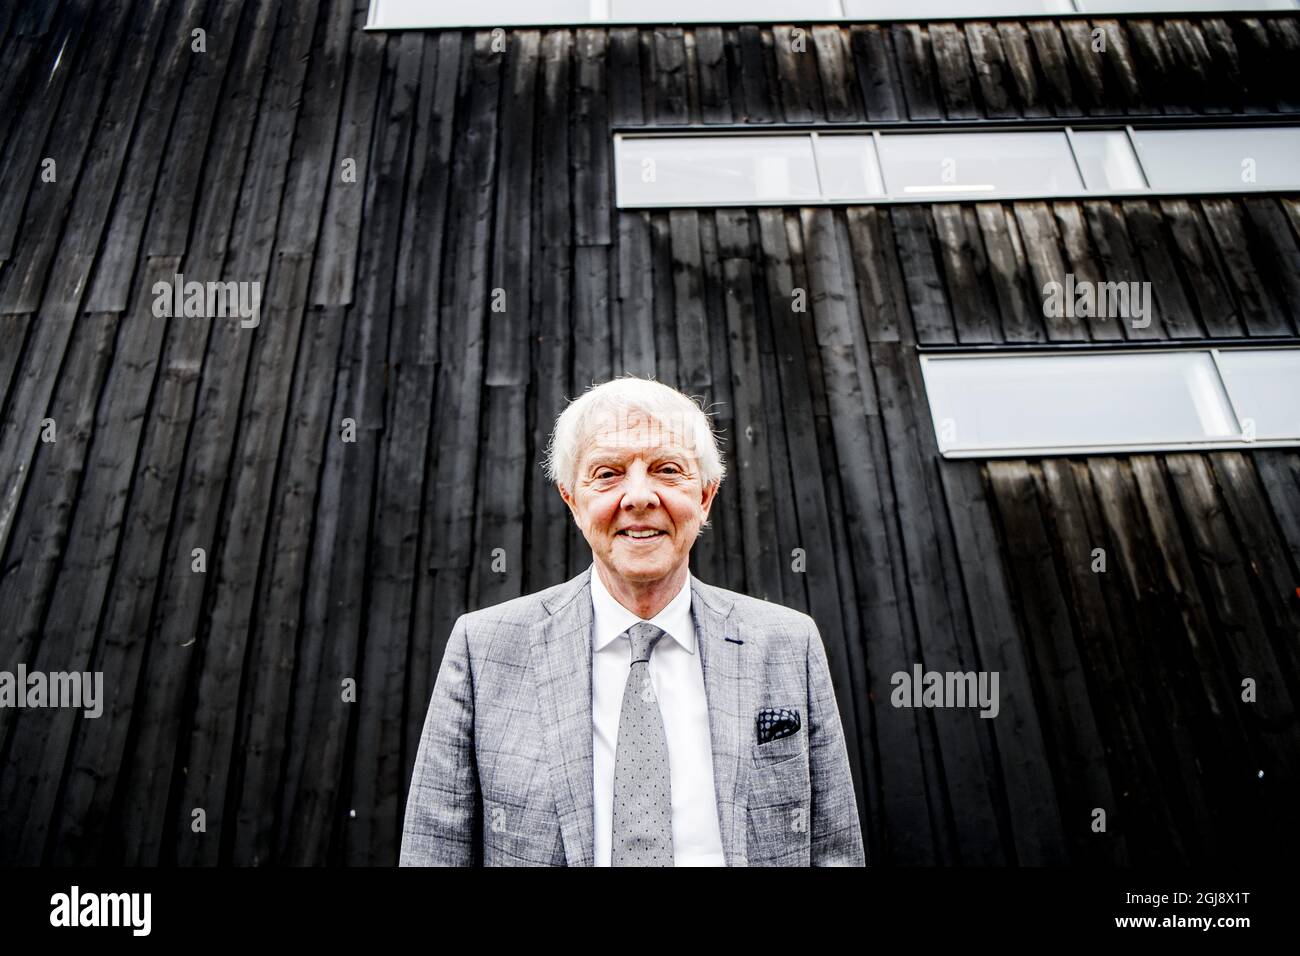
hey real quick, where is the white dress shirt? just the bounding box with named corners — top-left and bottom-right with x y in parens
top-left (589, 562), bottom-right (727, 867)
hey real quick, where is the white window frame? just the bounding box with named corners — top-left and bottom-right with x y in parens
top-left (366, 0), bottom-right (1299, 30)
top-left (919, 346), bottom-right (1300, 459)
top-left (613, 125), bottom-right (1300, 207)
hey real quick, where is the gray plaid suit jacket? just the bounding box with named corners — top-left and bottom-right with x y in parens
top-left (399, 564), bottom-right (865, 866)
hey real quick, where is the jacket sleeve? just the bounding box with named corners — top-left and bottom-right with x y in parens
top-left (806, 620), bottom-right (867, 866)
top-left (399, 614), bottom-right (481, 866)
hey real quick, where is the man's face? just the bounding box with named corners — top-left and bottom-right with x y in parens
top-left (559, 409), bottom-right (718, 588)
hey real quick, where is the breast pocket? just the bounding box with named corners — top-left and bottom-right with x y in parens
top-left (751, 725), bottom-right (808, 767)
top-left (746, 728), bottom-right (811, 866)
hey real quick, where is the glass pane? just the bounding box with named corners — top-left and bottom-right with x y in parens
top-left (877, 131), bottom-right (1083, 199)
top-left (1133, 127), bottom-right (1300, 191)
top-left (370, 0), bottom-right (1300, 26)
top-left (1082, 1), bottom-right (1295, 13)
top-left (1071, 130), bottom-right (1146, 191)
top-left (814, 135), bottom-right (885, 200)
top-left (616, 136), bottom-right (821, 205)
top-left (1216, 349), bottom-right (1300, 440)
top-left (371, 0), bottom-right (594, 27)
top-left (921, 352), bottom-right (1241, 454)
top-left (845, 0), bottom-right (1074, 14)
top-left (610, 0), bottom-right (843, 18)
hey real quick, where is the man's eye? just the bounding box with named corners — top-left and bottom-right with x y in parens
top-left (661, 465), bottom-right (681, 474)
top-left (595, 470), bottom-right (616, 479)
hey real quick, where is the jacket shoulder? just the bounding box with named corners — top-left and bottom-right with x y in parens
top-left (694, 578), bottom-right (816, 636)
top-left (456, 574), bottom-right (583, 643)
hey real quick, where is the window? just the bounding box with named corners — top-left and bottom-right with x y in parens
top-left (815, 135), bottom-right (886, 200)
top-left (615, 135), bottom-right (821, 205)
top-left (1083, 0), bottom-right (1295, 11)
top-left (846, 0), bottom-right (1073, 13)
top-left (369, 0), bottom-right (593, 28)
top-left (610, 0), bottom-right (844, 17)
top-left (614, 125), bottom-right (1300, 207)
top-left (1214, 350), bottom-right (1300, 441)
top-left (919, 348), bottom-right (1300, 458)
top-left (1069, 129), bottom-right (1147, 192)
top-left (877, 130), bottom-right (1081, 198)
top-left (367, 0), bottom-right (1300, 29)
top-left (1132, 127), bottom-right (1300, 192)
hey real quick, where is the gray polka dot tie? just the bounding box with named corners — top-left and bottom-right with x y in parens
top-left (611, 621), bottom-right (674, 866)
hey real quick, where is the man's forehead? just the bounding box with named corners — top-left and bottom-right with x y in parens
top-left (581, 411), bottom-right (699, 457)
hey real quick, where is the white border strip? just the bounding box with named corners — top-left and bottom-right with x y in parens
top-left (367, 0), bottom-right (1299, 30)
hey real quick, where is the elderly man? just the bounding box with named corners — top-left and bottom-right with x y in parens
top-left (400, 376), bottom-right (864, 866)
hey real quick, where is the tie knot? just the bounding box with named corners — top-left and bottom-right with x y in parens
top-left (626, 622), bottom-right (665, 666)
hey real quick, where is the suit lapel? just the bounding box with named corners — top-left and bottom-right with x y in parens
top-left (530, 567), bottom-right (596, 866)
top-left (691, 576), bottom-right (752, 867)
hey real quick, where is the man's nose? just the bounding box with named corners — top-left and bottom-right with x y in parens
top-left (621, 466), bottom-right (658, 509)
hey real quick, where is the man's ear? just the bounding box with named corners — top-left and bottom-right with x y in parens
top-left (699, 479), bottom-right (720, 520)
top-left (557, 482), bottom-right (579, 522)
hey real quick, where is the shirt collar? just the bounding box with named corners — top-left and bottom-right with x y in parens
top-left (589, 561), bottom-right (695, 655)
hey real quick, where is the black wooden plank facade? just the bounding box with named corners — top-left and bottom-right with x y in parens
top-left (1, 0), bottom-right (1299, 866)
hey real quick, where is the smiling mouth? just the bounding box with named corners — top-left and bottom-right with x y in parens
top-left (617, 530), bottom-right (667, 539)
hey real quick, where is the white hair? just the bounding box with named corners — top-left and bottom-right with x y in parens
top-left (543, 376), bottom-right (726, 494)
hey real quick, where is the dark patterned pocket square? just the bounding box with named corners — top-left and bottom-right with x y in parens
top-left (756, 707), bottom-right (801, 744)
